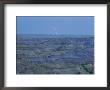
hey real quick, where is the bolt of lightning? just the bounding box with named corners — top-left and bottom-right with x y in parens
top-left (54, 28), bottom-right (58, 35)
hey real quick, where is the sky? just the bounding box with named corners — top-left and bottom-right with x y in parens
top-left (16, 16), bottom-right (94, 35)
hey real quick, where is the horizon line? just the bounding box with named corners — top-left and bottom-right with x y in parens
top-left (17, 34), bottom-right (94, 36)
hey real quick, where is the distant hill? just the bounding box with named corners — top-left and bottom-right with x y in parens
top-left (17, 34), bottom-right (94, 38)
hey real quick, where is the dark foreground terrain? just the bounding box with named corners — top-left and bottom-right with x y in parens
top-left (16, 35), bottom-right (94, 74)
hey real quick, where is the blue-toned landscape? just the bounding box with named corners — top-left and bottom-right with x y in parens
top-left (16, 16), bottom-right (94, 74)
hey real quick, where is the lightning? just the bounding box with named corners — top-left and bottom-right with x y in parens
top-left (54, 27), bottom-right (58, 35)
